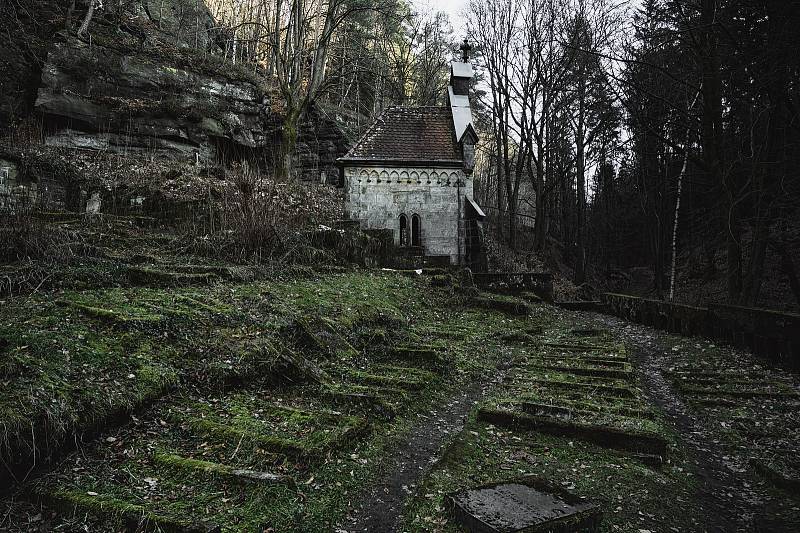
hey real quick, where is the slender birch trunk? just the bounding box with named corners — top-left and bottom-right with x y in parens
top-left (77, 0), bottom-right (95, 37)
top-left (668, 88), bottom-right (701, 301)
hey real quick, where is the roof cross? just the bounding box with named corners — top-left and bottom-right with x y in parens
top-left (460, 39), bottom-right (472, 63)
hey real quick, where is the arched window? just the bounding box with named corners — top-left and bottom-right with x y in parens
top-left (399, 214), bottom-right (408, 246)
top-left (411, 214), bottom-right (421, 247)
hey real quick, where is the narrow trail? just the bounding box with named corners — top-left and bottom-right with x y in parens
top-left (583, 312), bottom-right (771, 532)
top-left (341, 370), bottom-right (505, 533)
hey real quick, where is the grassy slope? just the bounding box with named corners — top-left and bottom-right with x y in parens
top-left (401, 324), bottom-right (698, 532)
top-left (0, 272), bottom-right (409, 483)
top-left (2, 237), bottom-right (798, 531)
top-left (402, 315), bottom-right (800, 532)
top-left (0, 268), bottom-right (548, 531)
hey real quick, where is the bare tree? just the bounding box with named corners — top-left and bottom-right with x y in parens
top-left (467, 0), bottom-right (523, 247)
top-left (561, 0), bottom-right (623, 284)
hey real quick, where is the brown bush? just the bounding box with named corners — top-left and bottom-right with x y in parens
top-left (0, 211), bottom-right (83, 264)
top-left (179, 165), bottom-right (342, 263)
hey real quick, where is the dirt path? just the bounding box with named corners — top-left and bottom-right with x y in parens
top-left (582, 312), bottom-right (771, 532)
top-left (341, 371), bottom-right (506, 533)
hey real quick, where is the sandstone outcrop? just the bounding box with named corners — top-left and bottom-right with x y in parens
top-left (36, 33), bottom-right (282, 163)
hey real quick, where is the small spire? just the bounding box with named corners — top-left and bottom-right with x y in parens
top-left (460, 39), bottom-right (472, 63)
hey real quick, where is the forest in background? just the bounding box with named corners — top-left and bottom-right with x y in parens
top-left (466, 0), bottom-right (800, 311)
top-left (1, 0), bottom-right (799, 311)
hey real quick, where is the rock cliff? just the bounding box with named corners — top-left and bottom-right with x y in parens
top-left (36, 32), bottom-right (283, 163)
top-left (0, 0), bottom-right (350, 210)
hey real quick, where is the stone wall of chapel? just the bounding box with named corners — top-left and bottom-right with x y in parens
top-left (344, 166), bottom-right (474, 263)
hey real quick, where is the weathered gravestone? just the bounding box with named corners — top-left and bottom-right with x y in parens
top-left (447, 477), bottom-right (602, 533)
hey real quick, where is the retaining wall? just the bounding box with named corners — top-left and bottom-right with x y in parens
top-left (473, 272), bottom-right (554, 302)
top-left (600, 293), bottom-right (800, 370)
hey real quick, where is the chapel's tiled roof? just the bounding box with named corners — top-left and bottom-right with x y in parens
top-left (339, 106), bottom-right (462, 164)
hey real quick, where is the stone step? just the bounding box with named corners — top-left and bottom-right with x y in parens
top-left (508, 377), bottom-right (635, 398)
top-left (394, 246), bottom-right (425, 257)
top-left (556, 301), bottom-right (604, 312)
top-left (530, 364), bottom-right (633, 382)
top-left (321, 383), bottom-right (409, 419)
top-left (171, 400), bottom-right (368, 461)
top-left (478, 405), bottom-right (668, 456)
top-left (519, 398), bottom-right (657, 421)
top-left (447, 477), bottom-right (602, 533)
top-left (423, 255), bottom-right (452, 268)
top-left (153, 452), bottom-right (292, 484)
top-left (42, 489), bottom-right (221, 533)
top-left (467, 295), bottom-right (532, 316)
top-left (127, 266), bottom-right (219, 287)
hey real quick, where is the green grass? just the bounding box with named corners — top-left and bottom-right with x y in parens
top-left (5, 266), bottom-right (800, 532)
top-left (400, 318), bottom-right (702, 533)
top-left (173, 396), bottom-right (368, 458)
top-left (4, 268), bottom-right (552, 531)
top-left (401, 416), bottom-right (701, 533)
top-left (0, 271), bottom-right (427, 488)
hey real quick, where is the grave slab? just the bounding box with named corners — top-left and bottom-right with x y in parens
top-left (447, 477), bottom-right (602, 533)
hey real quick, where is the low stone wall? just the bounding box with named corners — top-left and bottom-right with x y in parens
top-left (307, 226), bottom-right (393, 268)
top-left (599, 293), bottom-right (800, 370)
top-left (708, 304), bottom-right (800, 370)
top-left (602, 293), bottom-right (709, 337)
top-left (472, 272), bottom-right (553, 302)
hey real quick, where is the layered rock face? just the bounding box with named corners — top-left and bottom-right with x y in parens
top-left (0, 0), bottom-right (218, 131)
top-left (36, 36), bottom-right (282, 163)
top-left (0, 0), bottom-right (64, 129)
top-left (2, 0), bottom-right (352, 208)
top-left (297, 106), bottom-right (355, 184)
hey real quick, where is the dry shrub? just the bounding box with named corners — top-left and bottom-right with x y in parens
top-left (0, 211), bottom-right (83, 264)
top-left (225, 165), bottom-right (283, 261)
top-left (0, 210), bottom-right (90, 297)
top-left (186, 165), bottom-right (343, 263)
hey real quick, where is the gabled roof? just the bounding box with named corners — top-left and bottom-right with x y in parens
top-left (448, 86), bottom-right (476, 143)
top-left (338, 106), bottom-right (462, 165)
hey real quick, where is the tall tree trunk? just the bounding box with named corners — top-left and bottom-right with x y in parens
top-left (495, 147), bottom-right (505, 241)
top-left (574, 73), bottom-right (587, 286)
top-left (76, 0), bottom-right (95, 37)
top-left (778, 244), bottom-right (800, 307)
top-left (741, 223), bottom-right (768, 307)
top-left (739, 2), bottom-right (787, 307)
top-left (279, 104), bottom-right (302, 181)
top-left (309, 0), bottom-right (337, 98)
top-left (507, 147), bottom-right (526, 251)
top-left (699, 0), bottom-right (740, 301)
top-left (66, 0), bottom-right (76, 31)
top-left (533, 138), bottom-right (546, 251)
top-left (669, 89), bottom-right (701, 300)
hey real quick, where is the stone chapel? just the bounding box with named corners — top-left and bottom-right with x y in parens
top-left (337, 41), bottom-right (486, 267)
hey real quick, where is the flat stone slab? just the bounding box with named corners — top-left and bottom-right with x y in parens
top-left (447, 477), bottom-right (602, 532)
